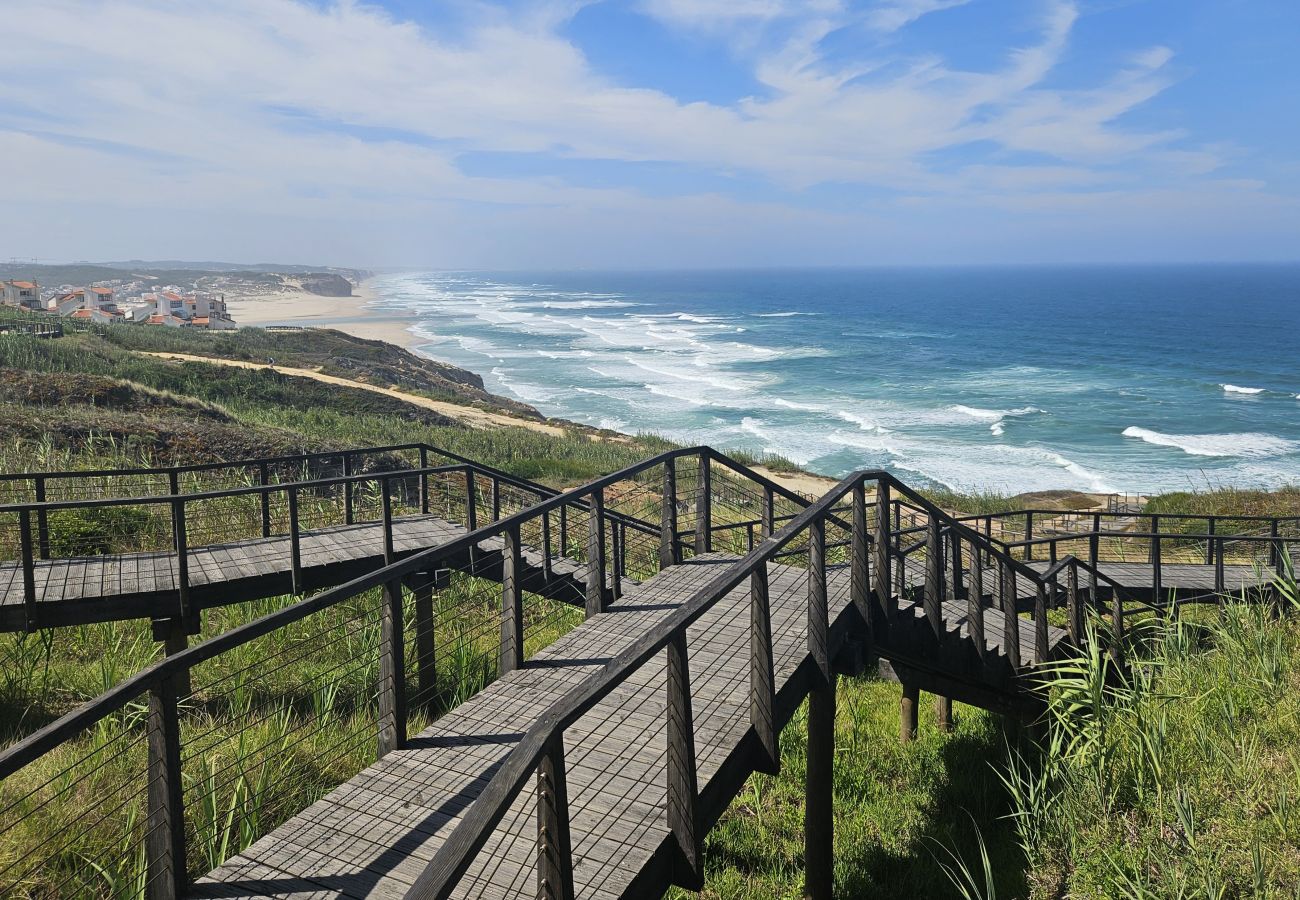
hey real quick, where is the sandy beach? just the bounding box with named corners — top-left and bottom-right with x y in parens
top-left (225, 278), bottom-right (422, 349)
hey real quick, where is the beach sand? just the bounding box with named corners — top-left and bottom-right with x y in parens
top-left (226, 278), bottom-right (422, 349)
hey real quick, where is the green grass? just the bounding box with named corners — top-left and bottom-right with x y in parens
top-left (989, 584), bottom-right (1300, 898)
top-left (673, 677), bottom-right (1029, 899)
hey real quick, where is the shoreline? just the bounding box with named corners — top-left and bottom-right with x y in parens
top-left (227, 277), bottom-right (423, 350)
top-left (218, 279), bottom-right (1136, 504)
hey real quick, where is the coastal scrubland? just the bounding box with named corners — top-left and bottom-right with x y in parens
top-left (1, 320), bottom-right (1296, 897)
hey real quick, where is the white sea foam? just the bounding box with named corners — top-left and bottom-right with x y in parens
top-left (1122, 426), bottom-right (1298, 458)
top-left (754, 311), bottom-right (815, 318)
top-left (1222, 384), bottom-right (1265, 395)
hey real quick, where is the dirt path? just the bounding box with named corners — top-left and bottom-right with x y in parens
top-left (143, 351), bottom-right (841, 498)
top-left (142, 352), bottom-right (571, 436)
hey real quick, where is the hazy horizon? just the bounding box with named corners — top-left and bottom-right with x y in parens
top-left (3, 1), bottom-right (1298, 269)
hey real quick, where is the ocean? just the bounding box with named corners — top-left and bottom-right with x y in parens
top-left (366, 265), bottom-right (1300, 495)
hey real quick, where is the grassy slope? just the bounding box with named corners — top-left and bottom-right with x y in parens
top-left (4, 324), bottom-right (1300, 896)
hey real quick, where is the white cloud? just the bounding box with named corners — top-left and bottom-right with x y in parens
top-left (865, 0), bottom-right (973, 33)
top-left (0, 0), bottom-right (1281, 266)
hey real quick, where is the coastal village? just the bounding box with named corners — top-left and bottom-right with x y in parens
top-left (0, 276), bottom-right (236, 328)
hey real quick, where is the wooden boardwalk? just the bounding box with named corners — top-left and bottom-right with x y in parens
top-left (0, 515), bottom-right (592, 631)
top-left (194, 553), bottom-right (1066, 900)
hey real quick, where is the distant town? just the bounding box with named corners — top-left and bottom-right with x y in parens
top-left (0, 263), bottom-right (364, 330)
top-left (1, 276), bottom-right (236, 328)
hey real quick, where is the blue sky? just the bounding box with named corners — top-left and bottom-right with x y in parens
top-left (0, 0), bottom-right (1296, 268)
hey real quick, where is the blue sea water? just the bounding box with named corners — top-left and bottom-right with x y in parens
top-left (367, 266), bottom-right (1300, 494)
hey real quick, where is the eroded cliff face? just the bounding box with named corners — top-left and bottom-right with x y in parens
top-left (290, 273), bottom-right (355, 297)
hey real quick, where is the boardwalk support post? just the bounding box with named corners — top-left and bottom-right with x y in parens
top-left (537, 733), bottom-right (575, 900)
top-left (900, 681), bottom-right (919, 743)
top-left (935, 695), bottom-right (953, 733)
top-left (586, 488), bottom-right (607, 618)
top-left (660, 458), bottom-right (678, 570)
top-left (808, 519), bottom-right (829, 680)
top-left (762, 486), bottom-right (775, 540)
top-left (750, 560), bottom-right (778, 774)
top-left (146, 672), bottom-right (186, 900)
top-left (666, 630), bottom-right (702, 889)
top-left (500, 523), bottom-right (524, 675)
top-left (806, 670), bottom-right (835, 900)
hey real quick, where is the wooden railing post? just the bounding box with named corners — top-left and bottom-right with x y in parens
top-left (258, 462), bottom-right (271, 539)
top-left (33, 475), bottom-right (49, 560)
top-left (1205, 516), bottom-right (1216, 565)
top-left (586, 489), bottom-right (606, 618)
top-left (343, 453), bottom-right (355, 526)
top-left (288, 486), bottom-right (303, 594)
top-left (660, 459), bottom-right (678, 570)
top-left (1269, 519), bottom-right (1280, 569)
top-left (873, 481), bottom-right (893, 621)
top-left (491, 476), bottom-right (501, 523)
top-left (412, 576), bottom-right (437, 707)
top-left (419, 446), bottom-right (430, 515)
top-left (808, 518), bottom-right (829, 681)
top-left (1151, 524), bottom-right (1163, 613)
top-left (171, 497), bottom-right (190, 623)
top-left (378, 575), bottom-right (407, 757)
top-left (1000, 559), bottom-right (1019, 669)
top-left (146, 672), bottom-right (186, 900)
top-left (460, 466), bottom-right (475, 529)
top-left (1088, 526), bottom-right (1100, 595)
top-left (924, 518), bottom-right (943, 640)
top-left (1034, 581), bottom-right (1049, 664)
top-left (850, 482), bottom-right (873, 638)
top-left (949, 528), bottom-right (964, 603)
top-left (19, 509), bottom-right (37, 631)
top-left (695, 453), bottom-right (711, 555)
top-left (1214, 537), bottom-right (1225, 593)
top-left (750, 560), bottom-right (778, 774)
top-left (537, 732), bottom-right (575, 900)
top-left (381, 476), bottom-right (407, 756)
top-left (666, 630), bottom-right (702, 888)
top-left (968, 546), bottom-right (985, 665)
top-left (541, 510), bottom-right (554, 583)
top-left (1067, 563), bottom-right (1081, 644)
top-left (1024, 511), bottom-right (1034, 561)
top-left (762, 486), bottom-right (774, 540)
top-left (381, 476), bottom-right (395, 564)
top-left (610, 521), bottom-right (623, 600)
top-left (500, 523), bottom-right (524, 674)
top-left (1148, 515), bottom-right (1160, 564)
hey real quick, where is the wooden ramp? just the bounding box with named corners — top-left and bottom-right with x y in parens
top-left (194, 553), bottom-right (1066, 900)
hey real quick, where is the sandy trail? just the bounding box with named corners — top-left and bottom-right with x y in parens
top-left (142, 352), bottom-right (843, 499)
top-left (141, 352), bottom-right (570, 436)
